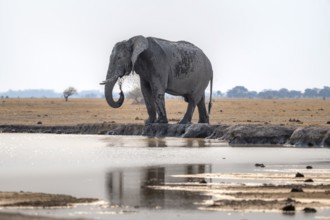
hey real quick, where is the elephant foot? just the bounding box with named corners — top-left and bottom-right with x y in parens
top-left (198, 118), bottom-right (209, 124)
top-left (144, 117), bottom-right (156, 125)
top-left (155, 117), bottom-right (168, 124)
top-left (178, 119), bottom-right (192, 124)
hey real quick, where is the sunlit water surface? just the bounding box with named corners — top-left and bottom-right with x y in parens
top-left (0, 133), bottom-right (329, 220)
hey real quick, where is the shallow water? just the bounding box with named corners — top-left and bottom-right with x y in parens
top-left (0, 133), bottom-right (330, 219)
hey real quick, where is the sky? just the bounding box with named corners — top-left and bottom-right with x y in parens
top-left (0, 0), bottom-right (329, 93)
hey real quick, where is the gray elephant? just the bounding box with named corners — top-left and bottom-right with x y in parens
top-left (100, 36), bottom-right (213, 124)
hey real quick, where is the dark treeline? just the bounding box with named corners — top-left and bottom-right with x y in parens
top-left (215, 86), bottom-right (330, 99)
top-left (1, 86), bottom-right (330, 99)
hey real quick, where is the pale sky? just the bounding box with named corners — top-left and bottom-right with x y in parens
top-left (0, 0), bottom-right (329, 93)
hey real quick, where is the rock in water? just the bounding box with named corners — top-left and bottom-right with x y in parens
top-left (255, 163), bottom-right (265, 168)
top-left (220, 125), bottom-right (294, 145)
top-left (303, 207), bottom-right (317, 213)
top-left (295, 172), bottom-right (304, 178)
top-left (289, 127), bottom-right (330, 147)
top-left (282, 204), bottom-right (295, 214)
top-left (304, 179), bottom-right (314, 183)
top-left (291, 187), bottom-right (304, 192)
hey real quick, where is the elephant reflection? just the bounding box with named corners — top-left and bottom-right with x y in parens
top-left (147, 138), bottom-right (167, 148)
top-left (145, 138), bottom-right (208, 148)
top-left (184, 139), bottom-right (208, 148)
top-left (106, 164), bottom-right (211, 209)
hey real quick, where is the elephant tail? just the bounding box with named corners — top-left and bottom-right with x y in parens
top-left (208, 76), bottom-right (213, 114)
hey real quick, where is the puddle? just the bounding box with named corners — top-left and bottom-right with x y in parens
top-left (0, 133), bottom-right (330, 219)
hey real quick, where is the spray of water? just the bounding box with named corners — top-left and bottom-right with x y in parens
top-left (109, 73), bottom-right (141, 95)
top-left (113, 73), bottom-right (178, 100)
top-left (120, 73), bottom-right (141, 92)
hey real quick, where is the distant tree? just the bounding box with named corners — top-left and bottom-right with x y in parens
top-left (215, 90), bottom-right (223, 97)
top-left (278, 88), bottom-right (290, 98)
top-left (63, 87), bottom-right (77, 101)
top-left (288, 90), bottom-right (302, 98)
top-left (303, 88), bottom-right (319, 98)
top-left (257, 90), bottom-right (277, 99)
top-left (247, 91), bottom-right (258, 98)
top-left (319, 86), bottom-right (330, 99)
top-left (227, 86), bottom-right (249, 98)
top-left (127, 87), bottom-right (144, 104)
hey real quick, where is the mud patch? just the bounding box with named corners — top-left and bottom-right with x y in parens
top-left (1, 124), bottom-right (330, 147)
top-left (0, 212), bottom-right (80, 220)
top-left (0, 191), bottom-right (98, 208)
top-left (148, 167), bottom-right (330, 213)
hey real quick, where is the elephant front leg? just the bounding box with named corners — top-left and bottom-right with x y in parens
top-left (140, 79), bottom-right (156, 125)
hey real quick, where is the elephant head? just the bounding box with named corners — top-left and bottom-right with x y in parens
top-left (100, 36), bottom-right (149, 108)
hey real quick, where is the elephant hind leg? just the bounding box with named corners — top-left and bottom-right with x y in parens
top-left (197, 94), bottom-right (209, 124)
top-left (154, 93), bottom-right (168, 123)
top-left (179, 95), bottom-right (197, 124)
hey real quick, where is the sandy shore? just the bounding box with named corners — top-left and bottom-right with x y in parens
top-left (0, 98), bottom-right (329, 127)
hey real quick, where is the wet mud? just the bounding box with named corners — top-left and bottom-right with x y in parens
top-left (0, 123), bottom-right (329, 147)
top-left (0, 192), bottom-right (98, 220)
top-left (2, 167), bottom-right (330, 219)
top-left (0, 191), bottom-right (98, 207)
top-left (149, 167), bottom-right (330, 213)
top-left (0, 212), bottom-right (72, 220)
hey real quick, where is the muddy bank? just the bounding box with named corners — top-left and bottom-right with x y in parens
top-left (0, 124), bottom-right (329, 147)
top-left (0, 191), bottom-right (97, 220)
top-left (152, 168), bottom-right (330, 213)
top-left (0, 212), bottom-right (82, 220)
top-left (0, 191), bottom-right (98, 207)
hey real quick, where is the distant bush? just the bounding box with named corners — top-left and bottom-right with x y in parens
top-left (127, 87), bottom-right (144, 104)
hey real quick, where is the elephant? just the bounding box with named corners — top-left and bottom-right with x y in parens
top-left (100, 36), bottom-right (213, 124)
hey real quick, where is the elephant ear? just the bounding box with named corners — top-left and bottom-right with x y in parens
top-left (130, 36), bottom-right (148, 71)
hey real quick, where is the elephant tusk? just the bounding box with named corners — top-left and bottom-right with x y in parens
top-left (99, 80), bottom-right (109, 85)
top-left (100, 74), bottom-right (121, 85)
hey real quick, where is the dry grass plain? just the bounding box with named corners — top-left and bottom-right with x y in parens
top-left (0, 98), bottom-right (329, 127)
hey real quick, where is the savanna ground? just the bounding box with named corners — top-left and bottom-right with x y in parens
top-left (0, 98), bottom-right (329, 127)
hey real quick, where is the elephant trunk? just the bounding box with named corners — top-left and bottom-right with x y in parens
top-left (104, 76), bottom-right (124, 108)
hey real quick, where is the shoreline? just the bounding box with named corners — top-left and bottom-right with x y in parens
top-left (0, 123), bottom-right (329, 147)
top-left (0, 191), bottom-right (97, 220)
